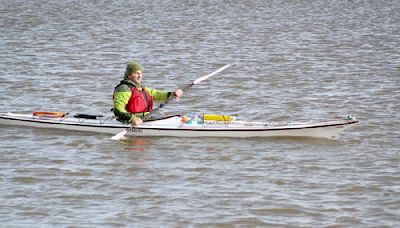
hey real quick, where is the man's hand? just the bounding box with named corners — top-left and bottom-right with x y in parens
top-left (130, 115), bottom-right (143, 125)
top-left (175, 89), bottom-right (183, 98)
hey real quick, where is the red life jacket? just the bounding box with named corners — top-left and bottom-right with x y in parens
top-left (114, 82), bottom-right (153, 114)
top-left (126, 87), bottom-right (153, 114)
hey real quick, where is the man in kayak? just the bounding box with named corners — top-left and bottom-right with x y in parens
top-left (113, 62), bottom-right (183, 125)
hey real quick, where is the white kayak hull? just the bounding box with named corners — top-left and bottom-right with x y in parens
top-left (0, 112), bottom-right (359, 139)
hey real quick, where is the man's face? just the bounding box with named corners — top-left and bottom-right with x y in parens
top-left (128, 70), bottom-right (143, 84)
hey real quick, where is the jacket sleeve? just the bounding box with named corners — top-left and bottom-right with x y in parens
top-left (146, 87), bottom-right (175, 102)
top-left (113, 85), bottom-right (133, 121)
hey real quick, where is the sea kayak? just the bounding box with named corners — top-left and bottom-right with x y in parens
top-left (0, 112), bottom-right (358, 139)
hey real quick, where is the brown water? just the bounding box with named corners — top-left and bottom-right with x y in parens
top-left (1, 0), bottom-right (399, 227)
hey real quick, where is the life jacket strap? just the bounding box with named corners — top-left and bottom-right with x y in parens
top-left (141, 87), bottom-right (151, 114)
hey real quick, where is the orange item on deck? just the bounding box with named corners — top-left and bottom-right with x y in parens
top-left (32, 111), bottom-right (67, 118)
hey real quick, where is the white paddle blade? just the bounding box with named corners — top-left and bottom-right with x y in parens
top-left (111, 129), bottom-right (127, 140)
top-left (193, 64), bottom-right (230, 84)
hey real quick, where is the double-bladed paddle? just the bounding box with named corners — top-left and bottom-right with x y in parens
top-left (111, 64), bottom-right (230, 140)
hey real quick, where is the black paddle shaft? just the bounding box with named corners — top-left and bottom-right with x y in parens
top-left (142, 82), bottom-right (194, 121)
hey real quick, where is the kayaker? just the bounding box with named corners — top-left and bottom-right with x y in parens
top-left (113, 62), bottom-right (183, 125)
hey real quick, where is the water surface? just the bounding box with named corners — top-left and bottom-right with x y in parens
top-left (0, 0), bottom-right (399, 227)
